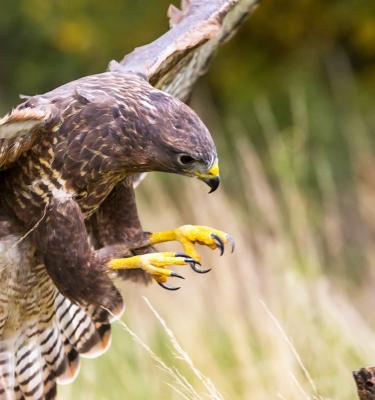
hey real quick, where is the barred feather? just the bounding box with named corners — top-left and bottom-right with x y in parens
top-left (0, 234), bottom-right (124, 399)
top-left (0, 2), bottom-right (256, 399)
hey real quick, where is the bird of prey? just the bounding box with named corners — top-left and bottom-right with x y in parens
top-left (0, 0), bottom-right (258, 398)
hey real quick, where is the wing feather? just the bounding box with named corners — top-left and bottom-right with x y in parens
top-left (0, 106), bottom-right (56, 170)
top-left (113, 0), bottom-right (259, 101)
top-left (0, 1), bottom-right (257, 171)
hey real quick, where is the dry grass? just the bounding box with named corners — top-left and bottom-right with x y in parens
top-left (61, 80), bottom-right (375, 400)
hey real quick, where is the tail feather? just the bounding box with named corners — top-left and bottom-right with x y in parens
top-left (55, 342), bottom-right (79, 386)
top-left (39, 325), bottom-right (70, 387)
top-left (55, 294), bottom-right (111, 357)
top-left (13, 385), bottom-right (25, 400)
top-left (0, 230), bottom-right (125, 400)
top-left (40, 363), bottom-right (56, 400)
top-left (83, 290), bottom-right (125, 324)
top-left (15, 336), bottom-right (45, 399)
top-left (0, 341), bottom-right (16, 399)
top-left (0, 287), bottom-right (124, 399)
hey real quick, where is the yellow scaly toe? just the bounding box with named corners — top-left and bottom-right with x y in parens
top-left (149, 225), bottom-right (235, 261)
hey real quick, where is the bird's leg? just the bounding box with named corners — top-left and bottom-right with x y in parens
top-left (89, 179), bottom-right (157, 284)
top-left (91, 181), bottom-right (235, 290)
top-left (146, 225), bottom-right (235, 262)
top-left (31, 194), bottom-right (124, 309)
top-left (90, 179), bottom-right (202, 289)
top-left (89, 178), bottom-right (148, 250)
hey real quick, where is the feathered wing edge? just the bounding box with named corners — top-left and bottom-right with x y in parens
top-left (0, 107), bottom-right (55, 170)
top-left (119, 0), bottom-right (259, 188)
top-left (112, 0), bottom-right (260, 101)
top-left (0, 1), bottom-right (258, 397)
top-left (0, 0), bottom-right (258, 177)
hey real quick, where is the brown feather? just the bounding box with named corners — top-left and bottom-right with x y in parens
top-left (0, 1), bottom-right (256, 398)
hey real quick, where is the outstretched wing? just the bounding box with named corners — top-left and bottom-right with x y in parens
top-left (0, 0), bottom-right (257, 172)
top-left (114, 0), bottom-right (259, 188)
top-left (0, 105), bottom-right (56, 170)
top-left (111, 0), bottom-right (259, 101)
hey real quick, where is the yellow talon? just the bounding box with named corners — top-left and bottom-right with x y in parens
top-left (107, 226), bottom-right (234, 290)
top-left (149, 225), bottom-right (235, 261)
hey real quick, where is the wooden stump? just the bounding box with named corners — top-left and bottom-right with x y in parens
top-left (354, 367), bottom-right (375, 399)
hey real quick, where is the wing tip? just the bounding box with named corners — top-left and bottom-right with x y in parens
top-left (0, 108), bottom-right (46, 126)
top-left (167, 2), bottom-right (190, 27)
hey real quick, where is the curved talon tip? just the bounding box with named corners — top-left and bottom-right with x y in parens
top-left (158, 282), bottom-right (181, 291)
top-left (175, 253), bottom-right (201, 265)
top-left (227, 234), bottom-right (235, 253)
top-left (175, 252), bottom-right (189, 258)
top-left (211, 233), bottom-right (224, 256)
top-left (189, 263), bottom-right (212, 274)
top-left (170, 271), bottom-right (185, 279)
top-left (185, 257), bottom-right (201, 265)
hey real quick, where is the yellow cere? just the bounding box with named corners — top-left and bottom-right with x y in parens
top-left (192, 161), bottom-right (220, 179)
top-left (208, 161), bottom-right (219, 177)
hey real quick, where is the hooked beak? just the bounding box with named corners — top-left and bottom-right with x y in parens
top-left (195, 161), bottom-right (220, 193)
top-left (202, 175), bottom-right (220, 193)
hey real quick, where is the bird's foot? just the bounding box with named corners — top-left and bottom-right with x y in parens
top-left (149, 224), bottom-right (235, 261)
top-left (107, 252), bottom-right (200, 290)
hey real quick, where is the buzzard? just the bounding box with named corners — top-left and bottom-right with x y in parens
top-left (0, 0), bottom-right (258, 398)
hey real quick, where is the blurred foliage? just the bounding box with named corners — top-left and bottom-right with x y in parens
top-left (1, 0), bottom-right (374, 270)
top-left (1, 0), bottom-right (374, 275)
top-left (210, 0), bottom-right (375, 110)
top-left (2, 2), bottom-right (375, 399)
top-left (1, 0), bottom-right (375, 180)
top-left (0, 0), bottom-right (170, 108)
top-left (1, 0), bottom-right (375, 111)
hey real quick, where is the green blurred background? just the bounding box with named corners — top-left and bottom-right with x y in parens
top-left (2, 0), bottom-right (375, 111)
top-left (1, 0), bottom-right (375, 206)
top-left (2, 1), bottom-right (375, 399)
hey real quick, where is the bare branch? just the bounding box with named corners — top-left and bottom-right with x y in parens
top-left (354, 367), bottom-right (375, 400)
top-left (112, 0), bottom-right (260, 100)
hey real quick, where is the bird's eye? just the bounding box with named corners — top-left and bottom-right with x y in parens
top-left (177, 154), bottom-right (196, 166)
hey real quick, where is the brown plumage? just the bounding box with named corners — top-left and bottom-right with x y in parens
top-left (0, 1), bottom-right (258, 398)
top-left (3, 72), bottom-right (217, 307)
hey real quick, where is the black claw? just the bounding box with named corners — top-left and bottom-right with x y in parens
top-left (175, 252), bottom-right (189, 258)
top-left (175, 252), bottom-right (196, 262)
top-left (227, 234), bottom-right (235, 253)
top-left (158, 281), bottom-right (181, 291)
top-left (189, 262), bottom-right (212, 274)
top-left (211, 234), bottom-right (224, 256)
top-left (170, 271), bottom-right (185, 280)
top-left (157, 271), bottom-right (184, 291)
top-left (175, 253), bottom-right (201, 266)
top-left (188, 258), bottom-right (201, 266)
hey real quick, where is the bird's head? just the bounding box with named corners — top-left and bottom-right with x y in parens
top-left (121, 77), bottom-right (220, 192)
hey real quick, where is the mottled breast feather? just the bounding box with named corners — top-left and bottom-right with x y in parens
top-left (0, 1), bottom-right (258, 398)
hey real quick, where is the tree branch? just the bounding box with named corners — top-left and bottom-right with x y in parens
top-left (354, 367), bottom-right (375, 400)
